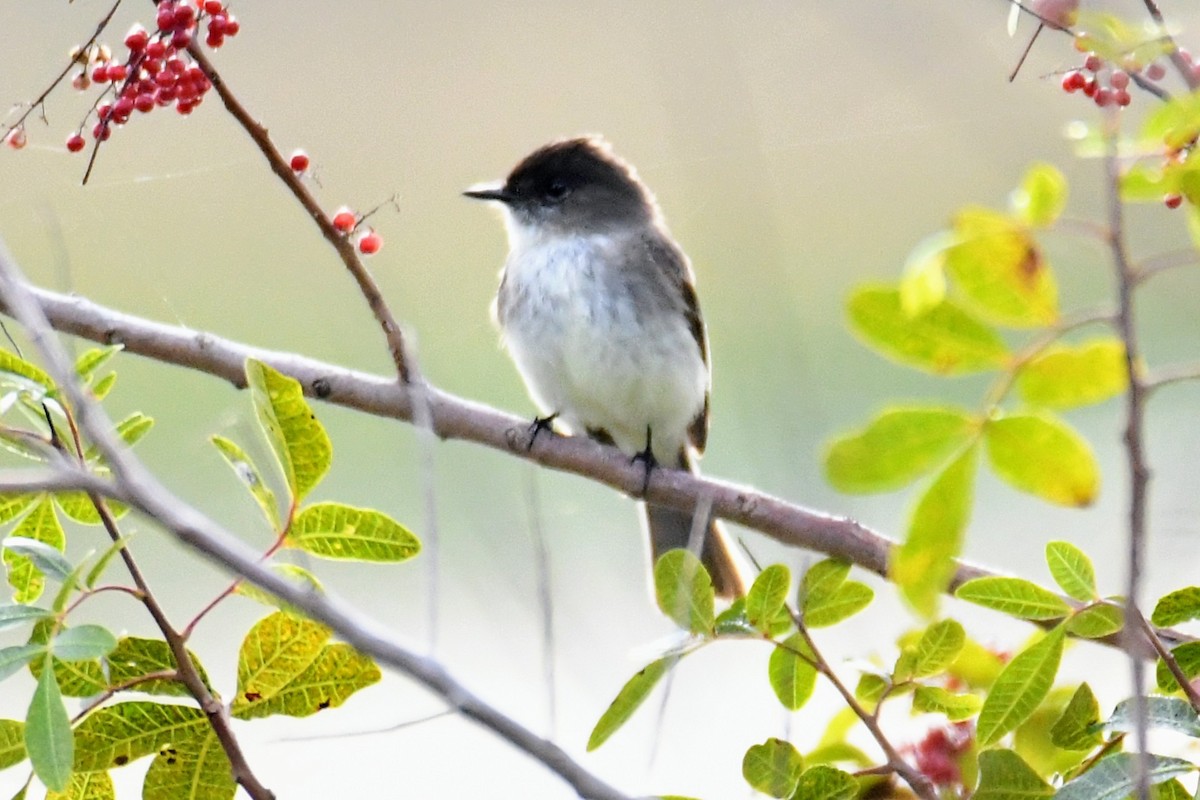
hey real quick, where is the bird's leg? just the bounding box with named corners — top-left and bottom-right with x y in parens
top-left (631, 426), bottom-right (658, 497)
top-left (526, 412), bottom-right (559, 451)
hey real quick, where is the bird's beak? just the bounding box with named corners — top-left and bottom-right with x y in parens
top-left (463, 182), bottom-right (514, 203)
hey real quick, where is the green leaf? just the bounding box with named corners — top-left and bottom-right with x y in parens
top-left (910, 619), bottom-right (966, 679)
top-left (0, 644), bottom-right (45, 682)
top-left (586, 657), bottom-right (671, 751)
top-left (211, 435), bottom-right (281, 531)
top-left (74, 347), bottom-right (121, 380)
top-left (976, 625), bottom-right (1066, 746)
top-left (53, 488), bottom-right (127, 526)
top-left (985, 413), bottom-right (1099, 507)
top-left (89, 373), bottom-right (116, 402)
top-left (1075, 10), bottom-right (1173, 69)
top-left (288, 502), bottom-right (420, 562)
top-left (891, 446), bottom-right (977, 616)
top-left (944, 206), bottom-right (1058, 327)
top-left (233, 612), bottom-right (329, 704)
top-left (106, 637), bottom-right (208, 698)
top-left (0, 604), bottom-right (52, 632)
top-left (792, 765), bottom-right (857, 800)
top-left (1055, 753), bottom-right (1196, 800)
top-left (46, 771), bottom-right (115, 800)
top-left (1152, 586), bottom-right (1200, 627)
top-left (50, 626), bottom-right (117, 663)
top-left (0, 494), bottom-right (36, 525)
top-left (973, 749), bottom-right (1053, 800)
top-left (72, 702), bottom-right (205, 771)
top-left (1016, 339), bottom-right (1128, 410)
top-left (0, 719), bottom-right (24, 770)
top-left (802, 559), bottom-right (849, 603)
top-left (768, 633), bottom-right (817, 711)
top-left (0, 352), bottom-right (54, 396)
top-left (745, 564), bottom-right (790, 633)
top-left (4, 499), bottom-right (67, 603)
top-left (26, 656), bottom-right (72, 791)
top-left (1045, 541), bottom-right (1097, 602)
top-left (911, 686), bottom-right (982, 721)
top-left (823, 406), bottom-right (975, 493)
top-left (1011, 163), bottom-right (1067, 228)
top-left (1065, 603), bottom-right (1124, 639)
top-left (231, 642), bottom-right (379, 720)
top-left (245, 359), bottom-right (332, 502)
top-left (28, 621), bottom-right (106, 698)
top-left (741, 738), bottom-right (803, 798)
top-left (954, 577), bottom-right (1072, 620)
top-left (1050, 683), bottom-right (1102, 751)
top-left (899, 231), bottom-right (954, 316)
top-left (234, 563), bottom-right (325, 612)
top-left (855, 673), bottom-right (887, 705)
top-left (84, 535), bottom-right (134, 590)
top-left (142, 727), bottom-right (234, 800)
top-left (1156, 642), bottom-right (1200, 693)
top-left (713, 598), bottom-right (758, 637)
top-left (846, 285), bottom-right (1010, 374)
top-left (803, 581), bottom-right (873, 628)
top-left (1102, 696), bottom-right (1200, 738)
top-left (653, 550), bottom-right (715, 635)
top-left (1152, 780), bottom-right (1194, 800)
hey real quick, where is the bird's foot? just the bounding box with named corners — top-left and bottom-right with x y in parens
top-left (631, 427), bottom-right (657, 496)
top-left (526, 413), bottom-right (559, 451)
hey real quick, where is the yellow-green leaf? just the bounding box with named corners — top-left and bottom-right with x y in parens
top-left (46, 770), bottom-right (114, 800)
top-left (769, 633), bottom-right (817, 711)
top-left (0, 351), bottom-right (54, 396)
top-left (288, 502), bottom-right (419, 562)
top-left (976, 625), bottom-right (1066, 746)
top-left (911, 686), bottom-right (982, 721)
top-left (28, 621), bottom-right (107, 698)
top-left (824, 406), bottom-right (975, 494)
top-left (1045, 541), bottom-right (1097, 601)
top-left (142, 726), bottom-right (233, 800)
top-left (944, 207), bottom-right (1058, 328)
top-left (4, 499), bottom-right (65, 604)
top-left (211, 435), bottom-right (281, 531)
top-left (105, 637), bottom-right (209, 698)
top-left (846, 286), bottom-right (1010, 375)
top-left (1066, 603), bottom-right (1124, 639)
top-left (245, 359), bottom-right (332, 502)
top-left (231, 642), bottom-right (379, 720)
top-left (985, 413), bottom-right (1099, 507)
top-left (587, 657), bottom-right (671, 751)
top-left (1049, 683), bottom-right (1101, 751)
top-left (804, 581), bottom-right (873, 628)
top-left (1152, 586), bottom-right (1200, 627)
top-left (891, 446), bottom-right (977, 616)
top-left (745, 564), bottom-right (790, 633)
top-left (1157, 642), bottom-right (1200, 692)
top-left (653, 550), bottom-right (714, 635)
top-left (899, 231), bottom-right (955, 316)
top-left (0, 718), bottom-right (24, 770)
top-left (234, 612), bottom-right (329, 706)
top-left (74, 346), bottom-right (121, 380)
top-left (1011, 163), bottom-right (1067, 228)
top-left (73, 702), bottom-right (205, 772)
top-left (1017, 339), bottom-right (1127, 409)
top-left (792, 765), bottom-right (858, 800)
top-left (741, 738), bottom-right (803, 798)
top-left (910, 619), bottom-right (966, 679)
top-left (973, 749), bottom-right (1053, 800)
top-left (954, 577), bottom-right (1072, 620)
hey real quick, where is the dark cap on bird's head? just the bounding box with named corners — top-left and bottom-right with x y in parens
top-left (464, 136), bottom-right (658, 231)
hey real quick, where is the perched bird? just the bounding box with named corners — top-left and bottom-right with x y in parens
top-left (465, 136), bottom-right (746, 598)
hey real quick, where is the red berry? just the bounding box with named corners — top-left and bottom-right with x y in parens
top-left (1084, 53), bottom-right (1103, 72)
top-left (176, 100), bottom-right (197, 115)
top-left (113, 96), bottom-right (135, 118)
top-left (156, 5), bottom-right (176, 31)
top-left (331, 208), bottom-right (357, 233)
top-left (170, 28), bottom-right (192, 49)
top-left (1114, 89), bottom-right (1132, 107)
top-left (167, 57), bottom-right (186, 74)
top-left (1110, 70), bottom-right (1129, 90)
top-left (66, 133), bottom-right (86, 153)
top-left (204, 0), bottom-right (224, 13)
top-left (92, 64), bottom-right (110, 83)
top-left (1165, 194), bottom-right (1184, 209)
top-left (1146, 62), bottom-right (1167, 81)
top-left (1180, 49), bottom-right (1195, 67)
top-left (208, 13), bottom-right (227, 34)
top-left (98, 103), bottom-right (113, 121)
top-left (1082, 78), bottom-right (1098, 97)
top-left (156, 86), bottom-right (177, 102)
top-left (1094, 87), bottom-right (1114, 107)
top-left (174, 4), bottom-right (196, 25)
top-left (125, 24), bottom-right (149, 52)
top-left (358, 231), bottom-right (383, 255)
top-left (223, 16), bottom-right (240, 36)
top-left (289, 150), bottom-right (310, 172)
top-left (1061, 70), bottom-right (1086, 92)
top-left (4, 128), bottom-right (27, 150)
top-left (108, 63), bottom-right (129, 82)
top-left (205, 31), bottom-right (224, 48)
top-left (134, 93), bottom-right (155, 113)
top-left (92, 121), bottom-right (111, 141)
top-left (146, 39), bottom-right (167, 59)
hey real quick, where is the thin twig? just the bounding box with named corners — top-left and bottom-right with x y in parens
top-left (1105, 112), bottom-right (1153, 800)
top-left (1140, 0), bottom-right (1199, 91)
top-left (1134, 611), bottom-right (1200, 712)
top-left (1144, 361), bottom-right (1200, 393)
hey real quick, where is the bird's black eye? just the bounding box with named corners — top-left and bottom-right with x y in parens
top-left (544, 180), bottom-right (572, 202)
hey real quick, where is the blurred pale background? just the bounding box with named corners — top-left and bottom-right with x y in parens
top-left (3, 1), bottom-right (1200, 797)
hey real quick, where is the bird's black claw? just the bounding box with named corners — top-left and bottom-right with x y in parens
top-left (631, 427), bottom-right (657, 496)
top-left (527, 413), bottom-right (559, 451)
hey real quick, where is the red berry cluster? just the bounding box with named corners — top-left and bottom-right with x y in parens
top-left (1060, 51), bottom-right (1134, 108)
top-left (329, 206), bottom-right (384, 255)
top-left (64, 1), bottom-right (240, 151)
top-left (907, 722), bottom-right (974, 788)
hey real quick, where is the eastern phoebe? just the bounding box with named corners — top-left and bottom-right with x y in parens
top-left (465, 136), bottom-right (746, 598)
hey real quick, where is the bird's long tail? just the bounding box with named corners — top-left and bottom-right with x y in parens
top-left (642, 451), bottom-right (748, 599)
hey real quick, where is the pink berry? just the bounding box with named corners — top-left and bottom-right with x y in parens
top-left (289, 150), bottom-right (310, 172)
top-left (1114, 89), bottom-right (1132, 107)
top-left (1110, 70), bottom-right (1130, 90)
top-left (71, 70), bottom-right (91, 90)
top-left (1084, 53), bottom-right (1103, 72)
top-left (358, 231), bottom-right (383, 255)
top-left (66, 133), bottom-right (86, 153)
top-left (4, 128), bottom-right (27, 150)
top-left (331, 208), bottom-right (357, 233)
top-left (1165, 194), bottom-right (1184, 209)
top-left (1146, 62), bottom-right (1167, 81)
top-left (1094, 87), bottom-right (1114, 107)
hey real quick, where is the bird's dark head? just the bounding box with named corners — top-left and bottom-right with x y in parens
top-left (464, 136), bottom-right (657, 234)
